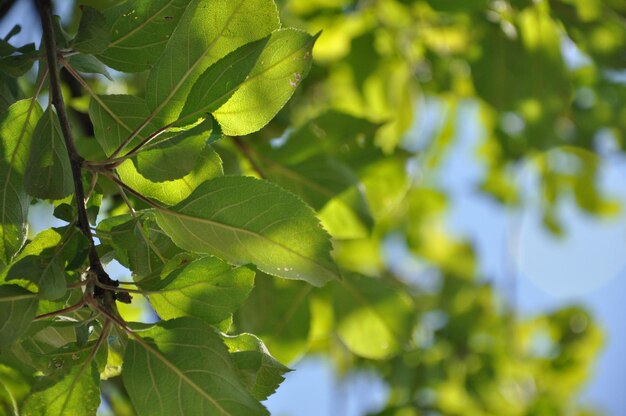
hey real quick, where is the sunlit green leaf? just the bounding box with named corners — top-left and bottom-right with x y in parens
top-left (223, 333), bottom-right (290, 401)
top-left (0, 285), bottom-right (38, 350)
top-left (98, 0), bottom-right (190, 72)
top-left (89, 94), bottom-right (223, 205)
top-left (213, 29), bottom-right (317, 135)
top-left (179, 36), bottom-right (269, 124)
top-left (332, 275), bottom-right (415, 359)
top-left (145, 0), bottom-right (280, 125)
top-left (24, 108), bottom-right (73, 200)
top-left (0, 99), bottom-right (43, 265)
top-left (155, 175), bottom-right (339, 286)
top-left (72, 6), bottom-right (110, 54)
top-left (116, 144), bottom-right (223, 205)
top-left (143, 256), bottom-right (254, 324)
top-left (123, 318), bottom-right (267, 415)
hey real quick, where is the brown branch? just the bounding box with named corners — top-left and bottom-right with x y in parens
top-left (36, 0), bottom-right (118, 299)
top-left (232, 137), bottom-right (266, 178)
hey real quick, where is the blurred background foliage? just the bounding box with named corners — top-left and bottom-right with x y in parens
top-left (2, 0), bottom-right (624, 414)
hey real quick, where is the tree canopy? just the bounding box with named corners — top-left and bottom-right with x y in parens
top-left (0, 0), bottom-right (621, 414)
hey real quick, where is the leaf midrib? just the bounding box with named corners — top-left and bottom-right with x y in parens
top-left (159, 207), bottom-right (337, 278)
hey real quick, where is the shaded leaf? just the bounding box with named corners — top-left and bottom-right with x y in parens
top-left (223, 333), bottom-right (290, 401)
top-left (0, 285), bottom-right (38, 350)
top-left (154, 175), bottom-right (339, 286)
top-left (145, 0), bottom-right (280, 125)
top-left (89, 94), bottom-right (223, 204)
top-left (6, 255), bottom-right (65, 300)
top-left (89, 94), bottom-right (156, 156)
top-left (24, 108), bottom-right (73, 200)
top-left (235, 274), bottom-right (311, 364)
top-left (134, 118), bottom-right (218, 182)
top-left (123, 318), bottom-right (267, 415)
top-left (21, 362), bottom-right (100, 416)
top-left (65, 54), bottom-right (112, 81)
top-left (97, 214), bottom-right (181, 280)
top-left (0, 99), bottom-right (43, 265)
top-left (143, 256), bottom-right (254, 324)
top-left (98, 0), bottom-right (190, 72)
top-left (72, 6), bottom-right (109, 54)
top-left (0, 43), bottom-right (37, 77)
top-left (214, 29), bottom-right (318, 135)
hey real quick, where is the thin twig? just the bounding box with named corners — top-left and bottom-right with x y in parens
top-left (36, 0), bottom-right (118, 299)
top-left (232, 137), bottom-right (266, 178)
top-left (34, 299), bottom-right (86, 321)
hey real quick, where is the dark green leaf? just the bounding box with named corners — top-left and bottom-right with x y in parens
top-left (97, 214), bottom-right (181, 280)
top-left (155, 175), bottom-right (340, 286)
top-left (123, 318), bottom-right (267, 415)
top-left (98, 0), bottom-right (190, 72)
top-left (24, 108), bottom-right (74, 200)
top-left (21, 362), bottom-right (101, 416)
top-left (0, 99), bottom-right (43, 265)
top-left (89, 94), bottom-right (156, 156)
top-left (65, 54), bottom-right (113, 81)
top-left (72, 6), bottom-right (110, 54)
top-left (0, 285), bottom-right (38, 350)
top-left (143, 256), bottom-right (254, 324)
top-left (223, 333), bottom-right (290, 401)
top-left (6, 256), bottom-right (65, 300)
top-left (134, 118), bottom-right (217, 182)
top-left (236, 274), bottom-right (311, 364)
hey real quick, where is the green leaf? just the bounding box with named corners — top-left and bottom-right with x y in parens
top-left (123, 318), bottom-right (267, 416)
top-left (89, 95), bottom-right (223, 205)
top-left (24, 108), bottom-right (74, 200)
top-left (98, 0), bottom-right (190, 72)
top-left (179, 36), bottom-right (269, 123)
top-left (332, 275), bottom-right (415, 359)
top-left (154, 175), bottom-right (339, 286)
top-left (145, 0), bottom-right (280, 126)
top-left (89, 94), bottom-right (156, 156)
top-left (214, 29), bottom-right (318, 135)
top-left (0, 285), bottom-right (38, 350)
top-left (254, 152), bottom-right (373, 237)
top-left (65, 54), bottom-right (113, 81)
top-left (134, 118), bottom-right (218, 182)
top-left (2, 227), bottom-right (85, 299)
top-left (0, 43), bottom-right (37, 77)
top-left (223, 333), bottom-right (290, 401)
top-left (72, 6), bottom-right (110, 54)
top-left (97, 214), bottom-right (181, 280)
top-left (0, 99), bottom-right (43, 265)
top-left (21, 362), bottom-right (100, 416)
top-left (235, 274), bottom-right (311, 364)
top-left (143, 256), bottom-right (254, 324)
top-left (6, 256), bottom-right (65, 300)
top-left (117, 144), bottom-right (223, 205)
